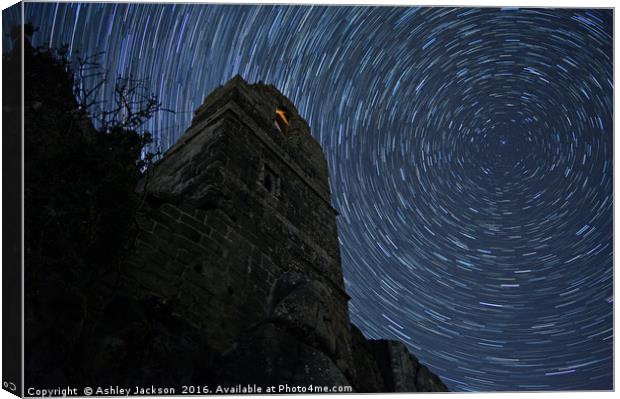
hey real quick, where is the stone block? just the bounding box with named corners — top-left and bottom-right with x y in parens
top-left (180, 213), bottom-right (211, 236)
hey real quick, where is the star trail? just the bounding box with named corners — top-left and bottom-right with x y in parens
top-left (5, 2), bottom-right (613, 391)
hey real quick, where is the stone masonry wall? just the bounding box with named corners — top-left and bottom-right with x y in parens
top-left (103, 77), bottom-right (354, 379)
top-left (98, 76), bottom-right (448, 392)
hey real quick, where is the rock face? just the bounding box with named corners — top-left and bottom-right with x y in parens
top-left (369, 340), bottom-right (449, 392)
top-left (103, 75), bottom-right (448, 392)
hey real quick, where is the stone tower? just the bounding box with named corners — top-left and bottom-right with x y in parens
top-left (123, 75), bottom-right (355, 384)
top-left (112, 75), bottom-right (448, 391)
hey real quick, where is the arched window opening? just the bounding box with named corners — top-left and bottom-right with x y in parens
top-left (261, 163), bottom-right (281, 197)
top-left (274, 107), bottom-right (289, 134)
top-left (264, 173), bottom-right (273, 192)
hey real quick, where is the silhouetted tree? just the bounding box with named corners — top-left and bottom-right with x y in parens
top-left (4, 23), bottom-right (173, 387)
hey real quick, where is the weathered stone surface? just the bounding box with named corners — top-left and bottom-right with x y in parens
top-left (349, 324), bottom-right (385, 392)
top-left (415, 363), bottom-right (449, 392)
top-left (369, 339), bottom-right (449, 392)
top-left (371, 340), bottom-right (417, 392)
top-left (106, 75), bottom-right (448, 392)
top-left (267, 271), bottom-right (355, 378)
top-left (217, 323), bottom-right (350, 388)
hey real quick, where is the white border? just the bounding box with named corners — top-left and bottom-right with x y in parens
top-left (0, 1), bottom-right (616, 399)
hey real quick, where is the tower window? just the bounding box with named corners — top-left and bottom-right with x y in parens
top-left (274, 107), bottom-right (289, 134)
top-left (262, 164), bottom-right (281, 197)
top-left (264, 173), bottom-right (273, 192)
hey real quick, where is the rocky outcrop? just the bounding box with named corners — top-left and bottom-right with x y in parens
top-left (349, 324), bottom-right (385, 391)
top-left (99, 75), bottom-right (448, 392)
top-left (368, 340), bottom-right (449, 392)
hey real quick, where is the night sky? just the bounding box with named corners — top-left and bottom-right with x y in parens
top-left (5, 2), bottom-right (613, 392)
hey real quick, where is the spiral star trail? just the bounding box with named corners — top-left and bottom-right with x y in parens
top-left (5, 3), bottom-right (613, 391)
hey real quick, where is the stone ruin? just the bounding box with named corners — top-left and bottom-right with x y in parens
top-left (103, 75), bottom-right (448, 392)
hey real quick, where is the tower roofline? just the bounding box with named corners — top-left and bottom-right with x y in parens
top-left (162, 75), bottom-right (338, 214)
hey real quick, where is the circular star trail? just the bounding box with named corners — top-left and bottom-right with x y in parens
top-left (6, 3), bottom-right (613, 391)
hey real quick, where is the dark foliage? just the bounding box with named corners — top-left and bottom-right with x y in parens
top-left (5, 25), bottom-right (179, 387)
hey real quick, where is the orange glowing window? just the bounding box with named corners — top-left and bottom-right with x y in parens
top-left (274, 108), bottom-right (289, 134)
